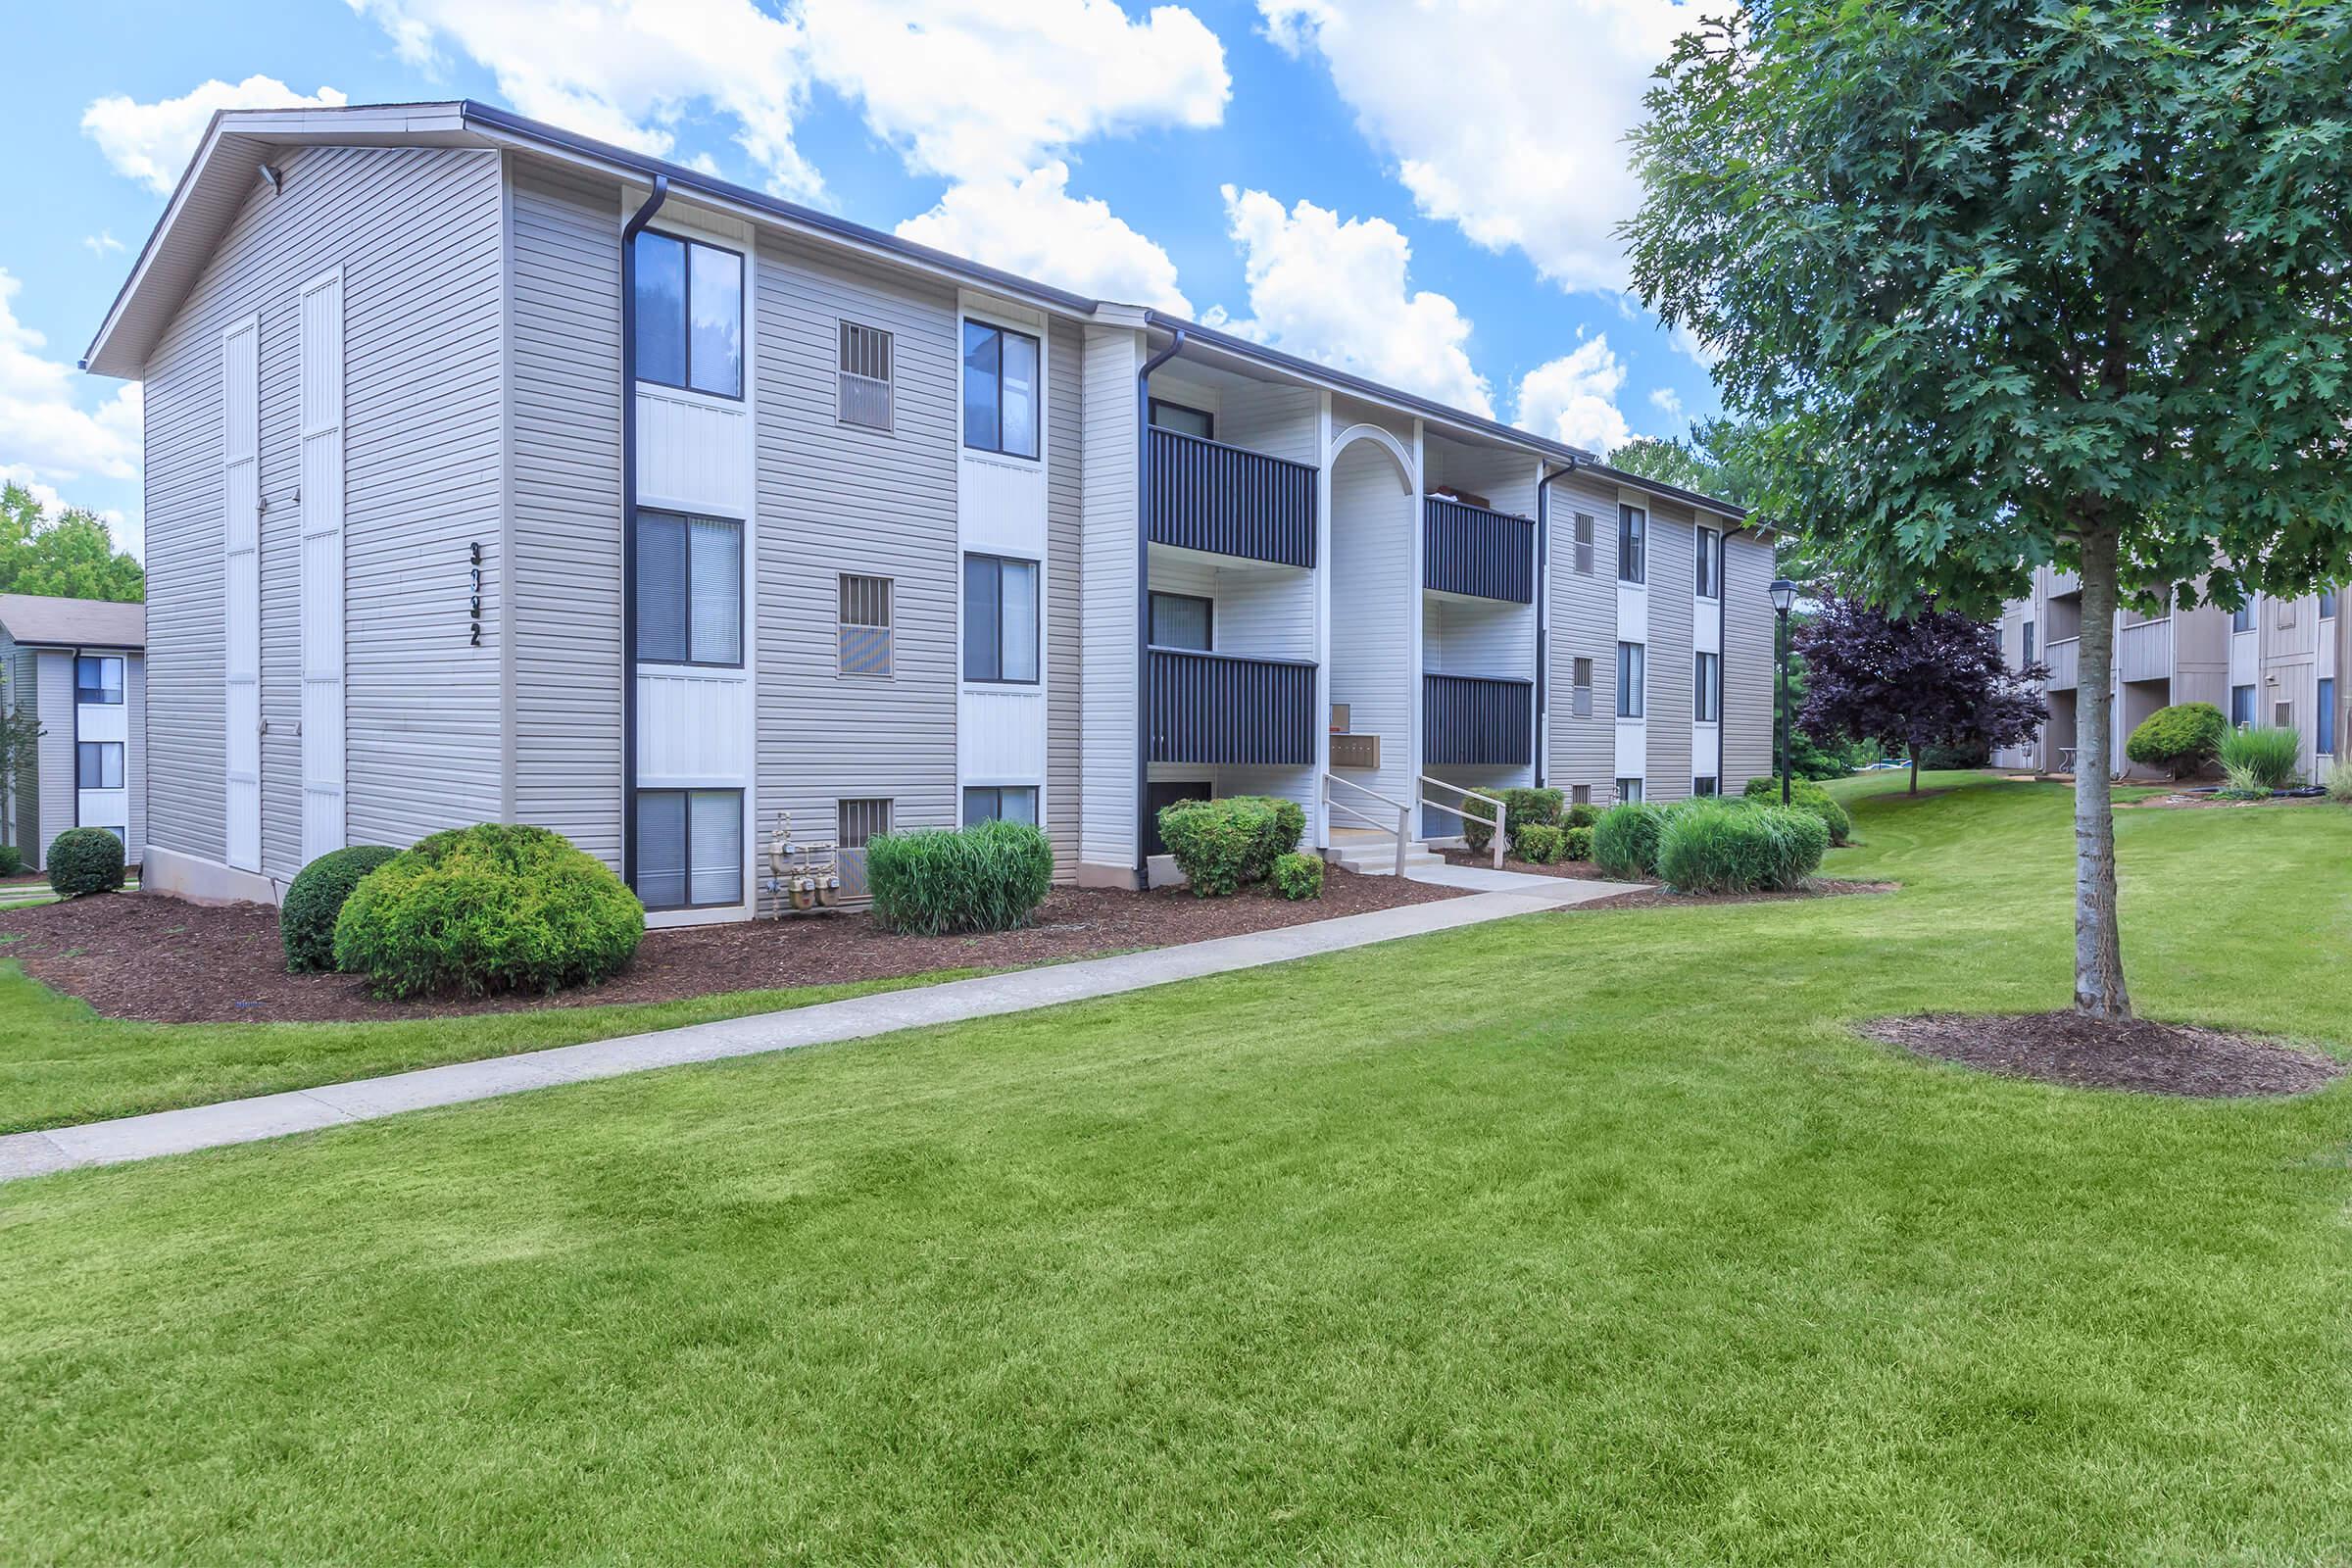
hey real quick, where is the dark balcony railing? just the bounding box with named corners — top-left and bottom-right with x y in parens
top-left (1424, 673), bottom-right (1534, 766)
top-left (1149, 426), bottom-right (1317, 568)
top-left (1149, 647), bottom-right (1317, 766)
top-left (1423, 497), bottom-right (1536, 602)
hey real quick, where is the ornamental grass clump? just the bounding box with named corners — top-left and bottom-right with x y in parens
top-left (2218, 725), bottom-right (2300, 792)
top-left (1657, 801), bottom-right (1829, 894)
top-left (1592, 802), bottom-right (1676, 880)
top-left (2326, 760), bottom-right (2352, 805)
top-left (866, 818), bottom-right (1054, 935)
top-left (1741, 774), bottom-right (1852, 846)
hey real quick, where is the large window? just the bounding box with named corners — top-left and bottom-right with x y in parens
top-left (634, 788), bottom-right (743, 909)
top-left (1148, 591), bottom-right (1213, 651)
top-left (964, 554), bottom-right (1040, 683)
top-left (1618, 505), bottom-right (1646, 584)
top-left (2322, 678), bottom-right (2337, 756)
top-left (962, 320), bottom-right (1040, 459)
top-left (1149, 399), bottom-right (1213, 441)
top-left (2231, 683), bottom-right (2257, 727)
top-left (75, 741), bottom-right (123, 790)
top-left (75, 656), bottom-right (122, 706)
top-left (637, 513), bottom-right (742, 666)
top-left (1692, 652), bottom-right (1720, 723)
top-left (1694, 526), bottom-right (1721, 599)
top-left (962, 786), bottom-right (1039, 827)
top-left (632, 231), bottom-right (742, 398)
top-left (1616, 641), bottom-right (1645, 718)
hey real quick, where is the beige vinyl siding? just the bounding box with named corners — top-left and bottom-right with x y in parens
top-left (1046, 317), bottom-right (1084, 876)
top-left (1721, 529), bottom-right (1778, 792)
top-left (1544, 470), bottom-right (1623, 797)
top-left (1646, 504), bottom-right (1696, 797)
top-left (507, 159), bottom-right (625, 865)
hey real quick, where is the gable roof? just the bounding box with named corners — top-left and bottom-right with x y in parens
top-left (0, 594), bottom-right (146, 650)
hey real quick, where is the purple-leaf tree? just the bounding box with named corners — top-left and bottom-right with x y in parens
top-left (1796, 596), bottom-right (2049, 796)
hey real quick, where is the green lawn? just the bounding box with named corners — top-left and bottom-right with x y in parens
top-left (5, 775), bottom-right (2352, 1563)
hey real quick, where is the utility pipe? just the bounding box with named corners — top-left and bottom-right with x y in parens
top-left (618, 174), bottom-right (669, 891)
top-left (1133, 325), bottom-right (1188, 884)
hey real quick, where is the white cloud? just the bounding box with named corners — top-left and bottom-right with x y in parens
top-left (1259, 0), bottom-right (1687, 295)
top-left (899, 163), bottom-right (1191, 312)
top-left (0, 270), bottom-right (144, 553)
top-left (82, 231), bottom-right (124, 257)
top-left (1649, 385), bottom-right (1684, 422)
top-left (1513, 336), bottom-right (1630, 455)
top-left (1210, 185), bottom-right (1492, 417)
top-left (82, 76), bottom-right (348, 194)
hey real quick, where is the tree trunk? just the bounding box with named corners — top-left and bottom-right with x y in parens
top-left (1908, 737), bottom-right (1920, 795)
top-left (2072, 525), bottom-right (2132, 1018)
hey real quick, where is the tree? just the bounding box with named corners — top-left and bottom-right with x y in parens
top-left (0, 485), bottom-right (144, 603)
top-left (1796, 597), bottom-right (2049, 796)
top-left (1606, 416), bottom-right (1764, 508)
top-left (1623, 2), bottom-right (2352, 1017)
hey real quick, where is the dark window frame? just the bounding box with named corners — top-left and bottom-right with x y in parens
top-left (1694, 525), bottom-right (1721, 600)
top-left (961, 318), bottom-right (1043, 460)
top-left (2231, 683), bottom-right (2257, 727)
top-left (1693, 651), bottom-right (1720, 723)
top-left (632, 786), bottom-right (746, 912)
top-left (1148, 590), bottom-right (1215, 652)
top-left (2022, 619), bottom-right (2035, 667)
top-left (631, 228), bottom-right (746, 401)
top-left (635, 510), bottom-right (745, 668)
top-left (76, 740), bottom-right (124, 790)
top-left (1618, 505), bottom-right (1647, 585)
top-left (1617, 641), bottom-right (1646, 718)
top-left (1573, 514), bottom-right (1595, 575)
top-left (961, 785), bottom-right (1041, 828)
top-left (963, 552), bottom-right (1042, 685)
top-left (74, 655), bottom-right (123, 706)
top-left (1616, 776), bottom-right (1645, 804)
top-left (2232, 602), bottom-right (2256, 634)
top-left (1692, 775), bottom-right (1719, 797)
top-left (2322, 678), bottom-right (2338, 756)
top-left (1149, 398), bottom-right (1215, 441)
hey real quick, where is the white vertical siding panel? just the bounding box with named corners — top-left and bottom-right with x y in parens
top-left (298, 268), bottom-right (347, 862)
top-left (125, 655), bottom-right (147, 865)
top-left (221, 315), bottom-right (263, 870)
top-left (1329, 439), bottom-right (1416, 809)
top-left (1046, 318), bottom-right (1084, 876)
top-left (1081, 325), bottom-right (1142, 871)
top-left (1647, 508), bottom-right (1696, 797)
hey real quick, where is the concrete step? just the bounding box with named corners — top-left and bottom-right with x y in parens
top-left (1325, 842), bottom-right (1445, 876)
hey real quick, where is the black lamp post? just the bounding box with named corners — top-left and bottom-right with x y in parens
top-left (1769, 578), bottom-right (1798, 806)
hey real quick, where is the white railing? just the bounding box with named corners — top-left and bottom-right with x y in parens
top-left (1419, 774), bottom-right (1507, 869)
top-left (1322, 772), bottom-right (1413, 877)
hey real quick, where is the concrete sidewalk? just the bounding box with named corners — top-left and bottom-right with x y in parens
top-left (0, 875), bottom-right (1639, 1184)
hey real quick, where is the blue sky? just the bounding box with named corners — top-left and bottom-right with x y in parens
top-left (1, 0), bottom-right (1723, 554)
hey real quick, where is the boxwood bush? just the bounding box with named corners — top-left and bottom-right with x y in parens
top-left (1563, 825), bottom-right (1594, 862)
top-left (281, 845), bottom-right (400, 972)
top-left (867, 818), bottom-right (1054, 935)
top-left (1657, 802), bottom-right (1829, 894)
top-left (0, 843), bottom-right (22, 877)
top-left (47, 827), bottom-right (124, 899)
top-left (1516, 823), bottom-right (1565, 864)
top-left (1158, 797), bottom-right (1274, 897)
top-left (2126, 702), bottom-right (2229, 780)
top-left (1592, 802), bottom-right (1676, 880)
top-left (1565, 802), bottom-right (1603, 830)
top-left (1271, 851), bottom-right (1324, 901)
top-left (2219, 724), bottom-right (2301, 791)
top-left (1225, 794), bottom-right (1306, 879)
top-left (1740, 774), bottom-right (1851, 846)
top-left (333, 823), bottom-right (644, 998)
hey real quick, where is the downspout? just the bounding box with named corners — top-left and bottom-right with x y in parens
top-left (1534, 459), bottom-right (1581, 788)
top-left (1133, 325), bottom-right (1187, 885)
top-left (618, 173), bottom-right (668, 893)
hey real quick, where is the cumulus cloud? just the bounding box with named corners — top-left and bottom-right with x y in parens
top-left (82, 231), bottom-right (124, 257)
top-left (1649, 385), bottom-right (1684, 422)
top-left (1259, 0), bottom-right (1687, 296)
top-left (1209, 185), bottom-right (1492, 417)
top-left (899, 163), bottom-right (1191, 312)
top-left (0, 270), bottom-right (144, 552)
top-left (1513, 336), bottom-right (1631, 455)
top-left (82, 75), bottom-right (349, 194)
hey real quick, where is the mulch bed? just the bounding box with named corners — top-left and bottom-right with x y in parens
top-left (1864, 1011), bottom-right (2343, 1099)
top-left (1437, 849), bottom-right (1635, 883)
top-left (0, 870), bottom-right (1465, 1025)
top-left (1573, 878), bottom-right (1897, 912)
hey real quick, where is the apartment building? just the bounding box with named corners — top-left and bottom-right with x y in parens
top-left (82, 101), bottom-right (1771, 921)
top-left (0, 594), bottom-right (147, 870)
top-left (1995, 567), bottom-right (2342, 780)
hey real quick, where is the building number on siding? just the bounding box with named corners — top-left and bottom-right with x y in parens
top-left (469, 542), bottom-right (483, 648)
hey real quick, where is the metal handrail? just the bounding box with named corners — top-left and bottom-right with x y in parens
top-left (1322, 770), bottom-right (1411, 878)
top-left (1419, 773), bottom-right (1507, 869)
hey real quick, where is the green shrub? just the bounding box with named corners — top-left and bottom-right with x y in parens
top-left (1458, 786), bottom-right (1564, 855)
top-left (1592, 802), bottom-right (1675, 880)
top-left (2326, 760), bottom-right (2352, 804)
top-left (1224, 794), bottom-right (1306, 880)
top-left (1741, 774), bottom-right (1852, 846)
top-left (867, 818), bottom-right (1054, 935)
top-left (1271, 851), bottom-right (1324, 901)
top-left (1563, 825), bottom-right (1594, 861)
top-left (0, 843), bottom-right (21, 877)
top-left (281, 845), bottom-right (400, 972)
top-left (333, 823), bottom-right (643, 998)
top-left (1657, 802), bottom-right (1829, 894)
top-left (1158, 797), bottom-right (1276, 897)
top-left (2126, 702), bottom-right (2229, 779)
top-left (1516, 823), bottom-right (1565, 864)
top-left (2219, 724), bottom-right (2300, 791)
top-left (47, 827), bottom-right (124, 899)
top-left (1565, 802), bottom-right (1603, 829)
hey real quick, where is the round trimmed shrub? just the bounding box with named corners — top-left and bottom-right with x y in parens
top-left (1158, 797), bottom-right (1277, 897)
top-left (1515, 823), bottom-right (1566, 864)
top-left (2126, 702), bottom-right (2228, 780)
top-left (1271, 850), bottom-right (1324, 901)
top-left (1563, 825), bottom-right (1594, 862)
top-left (867, 818), bottom-right (1054, 935)
top-left (47, 827), bottom-right (124, 899)
top-left (1658, 802), bottom-right (1829, 894)
top-left (281, 845), bottom-right (400, 972)
top-left (1225, 794), bottom-right (1306, 880)
top-left (1565, 802), bottom-right (1603, 830)
top-left (1592, 802), bottom-right (1675, 880)
top-left (0, 843), bottom-right (22, 878)
top-left (1741, 774), bottom-right (1851, 846)
top-left (332, 823), bottom-right (644, 998)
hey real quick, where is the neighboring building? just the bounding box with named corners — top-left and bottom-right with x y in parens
top-left (0, 594), bottom-right (146, 870)
top-left (1994, 568), bottom-right (2342, 780)
top-left (83, 101), bottom-right (1771, 921)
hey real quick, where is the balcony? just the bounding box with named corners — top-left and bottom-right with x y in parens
top-left (1149, 647), bottom-right (1317, 766)
top-left (2045, 636), bottom-right (2079, 691)
top-left (1148, 426), bottom-right (1317, 568)
top-left (2118, 616), bottom-right (2172, 684)
top-left (1423, 673), bottom-right (1534, 766)
top-left (1423, 498), bottom-right (1536, 603)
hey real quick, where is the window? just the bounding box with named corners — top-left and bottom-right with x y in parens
top-left (838, 798), bottom-right (893, 849)
top-left (838, 574), bottom-right (893, 676)
top-left (1149, 399), bottom-right (1213, 441)
top-left (1616, 642), bottom-right (1645, 718)
top-left (74, 656), bottom-right (122, 706)
top-left (962, 319), bottom-right (1040, 459)
top-left (632, 230), bottom-right (742, 398)
top-left (634, 788), bottom-right (743, 909)
top-left (2276, 700), bottom-right (2293, 730)
top-left (2322, 678), bottom-right (2337, 755)
top-left (2022, 619), bottom-right (2035, 667)
top-left (1618, 505), bottom-right (1646, 584)
top-left (1693, 775), bottom-right (1719, 797)
top-left (839, 320), bottom-right (893, 430)
top-left (963, 554), bottom-right (1040, 683)
top-left (1573, 514), bottom-right (1595, 574)
top-left (2323, 589), bottom-right (2339, 620)
top-left (962, 786), bottom-right (1040, 827)
top-left (637, 513), bottom-right (741, 665)
top-left (75, 741), bottom-right (122, 790)
top-left (1694, 526), bottom-right (1721, 599)
top-left (1572, 657), bottom-right (1593, 718)
top-left (1693, 652), bottom-right (1720, 723)
top-left (1571, 784), bottom-right (1591, 807)
top-left (1148, 591), bottom-right (1213, 651)
top-left (2232, 601), bottom-right (2255, 634)
top-left (1616, 777), bottom-right (1645, 804)
top-left (2231, 684), bottom-right (2257, 727)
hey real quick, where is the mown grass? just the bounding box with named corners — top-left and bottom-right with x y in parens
top-left (4, 774), bottom-right (2352, 1563)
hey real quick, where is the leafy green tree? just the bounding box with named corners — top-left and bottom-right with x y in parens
top-left (1606, 417), bottom-right (1763, 508)
top-left (1624, 2), bottom-right (2352, 1019)
top-left (0, 484), bottom-right (143, 603)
